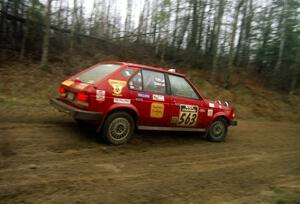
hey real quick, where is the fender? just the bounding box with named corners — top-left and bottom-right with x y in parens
top-left (105, 103), bottom-right (140, 119)
top-left (211, 111), bottom-right (229, 123)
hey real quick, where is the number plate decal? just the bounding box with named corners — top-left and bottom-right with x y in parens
top-left (67, 92), bottom-right (75, 100)
top-left (178, 105), bottom-right (199, 127)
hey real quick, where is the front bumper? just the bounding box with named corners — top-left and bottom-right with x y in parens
top-left (50, 98), bottom-right (102, 120)
top-left (229, 120), bottom-right (237, 126)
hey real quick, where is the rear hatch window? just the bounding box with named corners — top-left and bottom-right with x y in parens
top-left (76, 64), bottom-right (121, 84)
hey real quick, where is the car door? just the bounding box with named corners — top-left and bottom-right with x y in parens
top-left (128, 68), bottom-right (171, 127)
top-left (167, 74), bottom-right (206, 129)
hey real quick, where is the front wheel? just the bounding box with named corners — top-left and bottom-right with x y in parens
top-left (206, 118), bottom-right (228, 142)
top-left (101, 112), bottom-right (135, 145)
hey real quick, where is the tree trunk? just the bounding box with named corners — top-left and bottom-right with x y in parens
top-left (56, 0), bottom-right (63, 27)
top-left (256, 6), bottom-right (273, 73)
top-left (70, 0), bottom-right (78, 52)
top-left (177, 14), bottom-right (190, 50)
top-left (187, 0), bottom-right (199, 51)
top-left (19, 0), bottom-right (32, 60)
top-left (124, 0), bottom-right (132, 33)
top-left (40, 0), bottom-right (52, 70)
top-left (196, 0), bottom-right (207, 54)
top-left (274, 0), bottom-right (287, 72)
top-left (172, 0), bottom-right (181, 49)
top-left (0, 0), bottom-right (6, 42)
top-left (234, 0), bottom-right (248, 66)
top-left (204, 6), bottom-right (212, 57)
top-left (137, 0), bottom-right (148, 43)
top-left (224, 0), bottom-right (245, 88)
top-left (210, 0), bottom-right (225, 81)
top-left (243, 0), bottom-right (253, 69)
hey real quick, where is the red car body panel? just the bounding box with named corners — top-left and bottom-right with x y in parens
top-left (53, 61), bottom-right (237, 132)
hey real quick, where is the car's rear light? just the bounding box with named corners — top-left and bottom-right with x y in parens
top-left (59, 87), bottom-right (66, 93)
top-left (77, 92), bottom-right (88, 102)
top-left (59, 87), bottom-right (66, 97)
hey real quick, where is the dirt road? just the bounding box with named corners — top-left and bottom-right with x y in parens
top-left (0, 118), bottom-right (299, 204)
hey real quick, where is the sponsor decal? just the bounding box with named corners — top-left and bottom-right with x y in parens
top-left (209, 103), bottom-right (215, 108)
top-left (66, 92), bottom-right (75, 100)
top-left (150, 103), bottom-right (164, 118)
top-left (152, 94), bottom-right (165, 101)
top-left (113, 98), bottom-right (131, 104)
top-left (199, 109), bottom-right (206, 113)
top-left (108, 79), bottom-right (127, 96)
top-left (137, 92), bottom-right (150, 98)
top-left (96, 90), bottom-right (105, 101)
top-left (178, 104), bottom-right (199, 127)
top-left (76, 83), bottom-right (88, 90)
top-left (62, 80), bottom-right (74, 87)
top-left (207, 109), bottom-right (213, 117)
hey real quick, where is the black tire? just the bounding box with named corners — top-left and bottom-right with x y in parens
top-left (101, 112), bottom-right (135, 145)
top-left (75, 119), bottom-right (86, 124)
top-left (207, 118), bottom-right (228, 142)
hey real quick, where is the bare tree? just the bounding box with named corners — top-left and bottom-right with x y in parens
top-left (242, 0), bottom-right (253, 68)
top-left (2, 0), bottom-right (299, 91)
top-left (187, 0), bottom-right (199, 51)
top-left (224, 0), bottom-right (245, 87)
top-left (124, 0), bottom-right (133, 33)
top-left (196, 0), bottom-right (207, 53)
top-left (70, 0), bottom-right (78, 52)
top-left (172, 0), bottom-right (181, 49)
top-left (274, 0), bottom-right (287, 72)
top-left (210, 0), bottom-right (226, 81)
top-left (40, 0), bottom-right (52, 70)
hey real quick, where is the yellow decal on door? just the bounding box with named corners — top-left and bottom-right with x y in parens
top-left (178, 104), bottom-right (198, 126)
top-left (150, 103), bottom-right (164, 118)
top-left (62, 80), bottom-right (74, 87)
top-left (108, 79), bottom-right (127, 96)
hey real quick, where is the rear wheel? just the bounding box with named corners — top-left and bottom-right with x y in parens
top-left (75, 119), bottom-right (86, 124)
top-left (207, 118), bottom-right (228, 142)
top-left (101, 112), bottom-right (135, 145)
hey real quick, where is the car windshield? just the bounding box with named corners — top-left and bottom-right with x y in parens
top-left (76, 64), bottom-right (121, 84)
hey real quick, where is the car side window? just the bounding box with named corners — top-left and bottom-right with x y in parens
top-left (142, 69), bottom-right (166, 94)
top-left (168, 74), bottom-right (199, 99)
top-left (121, 68), bottom-right (135, 78)
top-left (128, 71), bottom-right (142, 91)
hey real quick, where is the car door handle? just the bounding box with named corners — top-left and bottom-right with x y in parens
top-left (135, 98), bottom-right (143, 102)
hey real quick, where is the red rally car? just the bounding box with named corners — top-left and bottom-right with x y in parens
top-left (50, 62), bottom-right (237, 145)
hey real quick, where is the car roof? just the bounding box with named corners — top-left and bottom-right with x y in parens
top-left (102, 61), bottom-right (185, 77)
